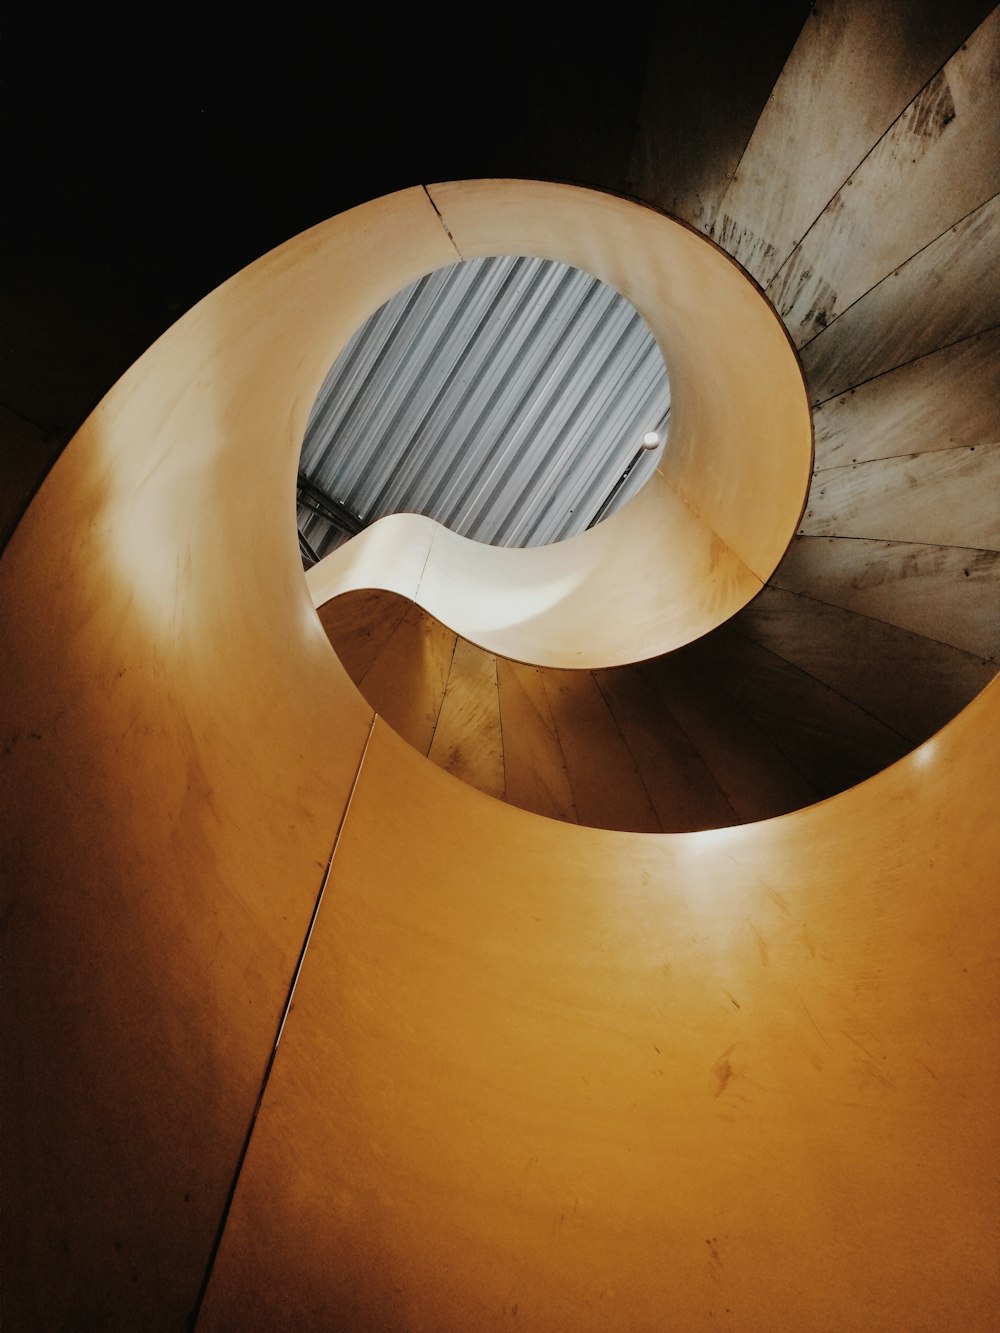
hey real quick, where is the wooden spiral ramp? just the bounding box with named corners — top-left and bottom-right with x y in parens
top-left (3, 9), bottom-right (999, 1330)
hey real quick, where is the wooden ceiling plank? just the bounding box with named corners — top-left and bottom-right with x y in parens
top-left (769, 8), bottom-right (1000, 346)
top-left (641, 654), bottom-right (817, 823)
top-left (428, 638), bottom-right (505, 803)
top-left (352, 603), bottom-right (456, 757)
top-left (771, 535), bottom-right (1000, 662)
top-left (541, 669), bottom-right (661, 833)
top-left (593, 663), bottom-right (738, 832)
top-left (813, 326), bottom-right (1000, 466)
top-left (712, 0), bottom-right (995, 284)
top-left (801, 441), bottom-right (1000, 550)
top-left (736, 586), bottom-right (996, 742)
top-left (496, 659), bottom-right (579, 826)
top-left (801, 192), bottom-right (1000, 402)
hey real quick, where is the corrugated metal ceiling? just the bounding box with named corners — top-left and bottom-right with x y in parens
top-left (297, 255), bottom-right (670, 563)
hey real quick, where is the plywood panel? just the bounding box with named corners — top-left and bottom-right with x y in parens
top-left (317, 588), bottom-right (411, 682)
top-left (200, 691), bottom-right (1000, 1332)
top-left (309, 156), bottom-right (833, 669)
top-left (769, 9), bottom-right (1000, 345)
top-left (356, 603), bottom-right (455, 755)
top-left (686, 629), bottom-right (910, 798)
top-left (736, 586), bottom-right (996, 742)
top-left (429, 180), bottom-right (811, 620)
top-left (712, 0), bottom-right (994, 283)
top-left (801, 442), bottom-right (1000, 549)
top-left (813, 326), bottom-right (1000, 465)
top-left (646, 653), bottom-right (817, 822)
top-left (542, 669), bottom-right (660, 833)
top-left (428, 637), bottom-right (505, 802)
top-left (496, 659), bottom-right (578, 825)
top-left (7, 111), bottom-right (1000, 1332)
top-left (306, 509), bottom-right (435, 608)
top-left (629, 3), bottom-right (810, 230)
top-left (800, 191), bottom-right (1000, 402)
top-left (412, 476), bottom-right (764, 668)
top-left (0, 184), bottom-right (454, 1326)
top-left (772, 535), bottom-right (1000, 661)
top-left (593, 661), bottom-right (738, 832)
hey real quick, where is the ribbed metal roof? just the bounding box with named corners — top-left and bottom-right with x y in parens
top-left (297, 255), bottom-right (671, 563)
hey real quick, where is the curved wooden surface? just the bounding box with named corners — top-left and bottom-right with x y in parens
top-left (1, 177), bottom-right (996, 1331)
top-left (318, 588), bottom-right (909, 832)
top-left (199, 684), bottom-right (1000, 1333)
top-left (305, 181), bottom-right (812, 668)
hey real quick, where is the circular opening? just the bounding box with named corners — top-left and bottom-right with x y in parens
top-left (296, 255), bottom-right (670, 567)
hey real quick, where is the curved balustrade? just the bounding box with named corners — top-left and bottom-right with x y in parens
top-left (3, 11), bottom-right (999, 1328)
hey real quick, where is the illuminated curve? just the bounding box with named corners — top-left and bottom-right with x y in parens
top-left (1, 180), bottom-right (996, 1331)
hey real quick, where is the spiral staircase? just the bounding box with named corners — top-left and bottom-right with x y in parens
top-left (2, 6), bottom-right (999, 1329)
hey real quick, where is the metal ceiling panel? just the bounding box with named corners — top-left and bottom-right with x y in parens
top-left (298, 255), bottom-right (670, 562)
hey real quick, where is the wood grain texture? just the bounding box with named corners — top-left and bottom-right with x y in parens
top-left (711, 0), bottom-right (995, 283)
top-left (686, 628), bottom-right (910, 798)
top-left (629, 2), bottom-right (810, 230)
top-left (199, 690), bottom-right (1000, 1331)
top-left (316, 589), bottom-right (411, 683)
top-left (813, 326), bottom-right (1000, 466)
top-left (7, 15), bottom-right (1000, 1330)
top-left (593, 661), bottom-right (738, 832)
top-left (735, 586), bottom-right (996, 742)
top-left (769, 8), bottom-right (1000, 346)
top-left (496, 658), bottom-right (578, 825)
top-left (641, 652), bottom-right (817, 822)
top-left (355, 602), bottom-right (455, 755)
top-left (800, 191), bottom-right (1000, 402)
top-left (542, 669), bottom-right (661, 833)
top-left (772, 535), bottom-right (1000, 661)
top-left (801, 441), bottom-right (1000, 549)
top-left (428, 637), bottom-right (505, 802)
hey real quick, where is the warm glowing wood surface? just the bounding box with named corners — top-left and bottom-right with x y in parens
top-left (306, 180), bottom-right (812, 669)
top-left (2, 177), bottom-right (996, 1331)
top-left (318, 590), bottom-right (915, 830)
top-left (200, 686), bottom-right (1000, 1332)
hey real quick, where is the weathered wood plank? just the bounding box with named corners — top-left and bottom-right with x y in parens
top-left (686, 629), bottom-right (910, 799)
top-left (800, 192), bottom-right (1000, 401)
top-left (594, 662), bottom-right (738, 831)
top-left (644, 653), bottom-right (817, 822)
top-left (801, 442), bottom-right (1000, 549)
top-left (317, 589), bottom-right (411, 683)
top-left (712, 0), bottom-right (994, 283)
top-left (355, 603), bottom-right (455, 755)
top-left (428, 638), bottom-right (505, 802)
top-left (542, 670), bottom-right (660, 833)
top-left (813, 326), bottom-right (1000, 467)
top-left (769, 9), bottom-right (1000, 345)
top-left (772, 535), bottom-right (1000, 662)
top-left (735, 586), bottom-right (996, 742)
top-left (496, 659), bottom-right (578, 825)
top-left (629, 3), bottom-right (809, 231)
